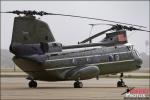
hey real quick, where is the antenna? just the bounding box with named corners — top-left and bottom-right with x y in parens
top-left (88, 24), bottom-right (96, 43)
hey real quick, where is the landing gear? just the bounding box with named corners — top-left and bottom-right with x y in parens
top-left (28, 80), bottom-right (37, 88)
top-left (117, 79), bottom-right (126, 87)
top-left (117, 73), bottom-right (127, 87)
top-left (74, 80), bottom-right (83, 88)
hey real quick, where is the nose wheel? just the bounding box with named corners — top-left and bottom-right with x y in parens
top-left (117, 79), bottom-right (126, 87)
top-left (117, 73), bottom-right (127, 87)
top-left (28, 80), bottom-right (37, 88)
top-left (74, 80), bottom-right (83, 88)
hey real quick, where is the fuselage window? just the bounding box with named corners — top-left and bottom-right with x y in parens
top-left (127, 46), bottom-right (131, 51)
top-left (108, 55), bottom-right (113, 62)
top-left (127, 45), bottom-right (134, 51)
top-left (52, 43), bottom-right (57, 47)
top-left (114, 54), bottom-right (119, 61)
top-left (50, 53), bottom-right (58, 56)
top-left (133, 50), bottom-right (140, 57)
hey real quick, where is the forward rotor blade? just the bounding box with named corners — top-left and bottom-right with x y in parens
top-left (89, 23), bottom-right (114, 26)
top-left (123, 25), bottom-right (150, 32)
top-left (0, 11), bottom-right (12, 13)
top-left (80, 28), bottom-right (112, 43)
top-left (134, 28), bottom-right (150, 32)
top-left (47, 12), bottom-right (146, 28)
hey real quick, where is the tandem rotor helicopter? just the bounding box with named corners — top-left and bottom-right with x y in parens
top-left (1, 10), bottom-right (149, 88)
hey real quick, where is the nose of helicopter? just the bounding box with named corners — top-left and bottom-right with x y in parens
top-left (135, 57), bottom-right (143, 66)
top-left (132, 50), bottom-right (143, 67)
top-left (133, 55), bottom-right (143, 69)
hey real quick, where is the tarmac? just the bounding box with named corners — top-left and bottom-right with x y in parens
top-left (1, 77), bottom-right (149, 100)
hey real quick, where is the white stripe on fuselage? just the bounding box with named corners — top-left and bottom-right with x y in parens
top-left (45, 66), bottom-right (76, 71)
top-left (45, 59), bottom-right (135, 71)
top-left (87, 59), bottom-right (134, 66)
top-left (46, 51), bottom-right (132, 62)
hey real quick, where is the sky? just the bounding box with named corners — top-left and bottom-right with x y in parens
top-left (1, 1), bottom-right (149, 55)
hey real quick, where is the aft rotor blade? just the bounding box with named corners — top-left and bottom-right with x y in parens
top-left (89, 23), bottom-right (114, 26)
top-left (80, 28), bottom-right (112, 43)
top-left (1, 10), bottom-right (146, 28)
top-left (47, 12), bottom-right (146, 28)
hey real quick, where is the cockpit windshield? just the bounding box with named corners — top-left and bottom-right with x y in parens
top-left (125, 43), bottom-right (134, 51)
top-left (126, 45), bottom-right (134, 51)
top-left (134, 49), bottom-right (140, 57)
top-left (126, 44), bottom-right (140, 57)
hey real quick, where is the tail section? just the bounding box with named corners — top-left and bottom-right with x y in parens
top-left (11, 15), bottom-right (55, 44)
top-left (10, 15), bottom-right (56, 56)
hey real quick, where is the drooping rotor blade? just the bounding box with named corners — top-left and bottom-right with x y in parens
top-left (130, 28), bottom-right (150, 32)
top-left (0, 10), bottom-right (146, 28)
top-left (80, 28), bottom-right (112, 43)
top-left (111, 24), bottom-right (150, 32)
top-left (47, 12), bottom-right (146, 28)
top-left (89, 23), bottom-right (114, 26)
top-left (88, 23), bottom-right (150, 32)
top-left (0, 10), bottom-right (48, 16)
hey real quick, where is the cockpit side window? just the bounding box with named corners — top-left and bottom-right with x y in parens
top-left (134, 50), bottom-right (140, 57)
top-left (108, 55), bottom-right (113, 62)
top-left (114, 54), bottom-right (119, 61)
top-left (127, 45), bottom-right (134, 51)
top-left (127, 46), bottom-right (131, 51)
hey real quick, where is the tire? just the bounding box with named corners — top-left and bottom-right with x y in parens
top-left (74, 81), bottom-right (83, 88)
top-left (117, 81), bottom-right (122, 87)
top-left (32, 81), bottom-right (37, 88)
top-left (29, 81), bottom-right (37, 88)
top-left (117, 81), bottom-right (126, 87)
top-left (79, 82), bottom-right (83, 88)
top-left (74, 82), bottom-right (79, 88)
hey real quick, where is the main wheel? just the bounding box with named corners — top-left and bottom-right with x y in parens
top-left (117, 81), bottom-right (126, 87)
top-left (74, 81), bottom-right (83, 88)
top-left (74, 81), bottom-right (78, 88)
top-left (79, 82), bottom-right (83, 88)
top-left (29, 80), bottom-right (37, 88)
top-left (117, 81), bottom-right (122, 87)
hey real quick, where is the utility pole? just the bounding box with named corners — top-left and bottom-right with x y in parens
top-left (14, 63), bottom-right (16, 72)
top-left (145, 40), bottom-right (149, 55)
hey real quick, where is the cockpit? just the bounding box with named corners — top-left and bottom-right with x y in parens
top-left (128, 44), bottom-right (140, 57)
top-left (126, 44), bottom-right (140, 57)
top-left (125, 43), bottom-right (134, 51)
top-left (125, 43), bottom-right (142, 66)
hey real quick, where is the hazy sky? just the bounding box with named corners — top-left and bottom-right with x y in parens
top-left (1, 1), bottom-right (149, 55)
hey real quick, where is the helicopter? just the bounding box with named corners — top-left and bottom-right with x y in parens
top-left (1, 10), bottom-right (149, 88)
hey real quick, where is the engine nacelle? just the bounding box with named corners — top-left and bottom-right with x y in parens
top-left (40, 42), bottom-right (62, 53)
top-left (10, 42), bottom-right (62, 56)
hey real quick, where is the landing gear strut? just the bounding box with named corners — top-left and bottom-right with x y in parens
top-left (74, 80), bottom-right (83, 88)
top-left (117, 73), bottom-right (127, 87)
top-left (28, 80), bottom-right (37, 88)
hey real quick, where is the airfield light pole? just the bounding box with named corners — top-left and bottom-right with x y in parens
top-left (14, 63), bottom-right (16, 72)
top-left (145, 40), bottom-right (149, 55)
